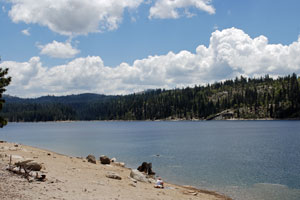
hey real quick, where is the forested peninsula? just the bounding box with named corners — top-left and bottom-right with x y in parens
top-left (2, 74), bottom-right (300, 122)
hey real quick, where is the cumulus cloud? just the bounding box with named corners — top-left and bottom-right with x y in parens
top-left (21, 28), bottom-right (30, 36)
top-left (2, 28), bottom-right (300, 97)
top-left (149, 0), bottom-right (215, 19)
top-left (7, 0), bottom-right (143, 35)
top-left (6, 0), bottom-right (216, 35)
top-left (38, 41), bottom-right (80, 59)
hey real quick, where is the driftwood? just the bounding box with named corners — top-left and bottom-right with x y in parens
top-left (7, 159), bottom-right (46, 182)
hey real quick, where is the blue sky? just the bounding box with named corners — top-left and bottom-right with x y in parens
top-left (1, 0), bottom-right (300, 97)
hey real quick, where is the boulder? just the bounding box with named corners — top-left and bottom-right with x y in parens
top-left (86, 155), bottom-right (96, 164)
top-left (110, 157), bottom-right (117, 162)
top-left (137, 162), bottom-right (155, 175)
top-left (106, 171), bottom-right (122, 180)
top-left (100, 155), bottom-right (110, 165)
top-left (130, 169), bottom-right (149, 182)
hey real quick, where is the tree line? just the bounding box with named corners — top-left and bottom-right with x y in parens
top-left (1, 74), bottom-right (300, 122)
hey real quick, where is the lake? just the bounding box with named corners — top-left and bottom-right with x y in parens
top-left (1, 121), bottom-right (300, 200)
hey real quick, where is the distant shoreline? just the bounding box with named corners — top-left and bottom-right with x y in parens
top-left (6, 117), bottom-right (300, 123)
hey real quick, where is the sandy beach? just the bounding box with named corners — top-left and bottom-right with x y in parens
top-left (0, 141), bottom-right (232, 200)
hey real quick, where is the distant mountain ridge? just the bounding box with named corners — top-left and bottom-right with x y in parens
top-left (1, 74), bottom-right (300, 121)
top-left (3, 93), bottom-right (110, 103)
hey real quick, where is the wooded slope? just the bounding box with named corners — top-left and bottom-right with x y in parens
top-left (2, 74), bottom-right (300, 121)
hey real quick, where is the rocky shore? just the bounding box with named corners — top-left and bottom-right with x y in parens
top-left (0, 141), bottom-right (232, 200)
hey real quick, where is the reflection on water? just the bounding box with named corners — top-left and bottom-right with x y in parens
top-left (1, 121), bottom-right (300, 200)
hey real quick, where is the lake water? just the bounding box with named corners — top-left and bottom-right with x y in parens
top-left (1, 121), bottom-right (300, 200)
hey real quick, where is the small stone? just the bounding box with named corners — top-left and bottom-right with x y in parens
top-left (114, 162), bottom-right (125, 167)
top-left (86, 155), bottom-right (96, 164)
top-left (100, 155), bottom-right (110, 165)
top-left (106, 171), bottom-right (122, 180)
top-left (129, 183), bottom-right (137, 187)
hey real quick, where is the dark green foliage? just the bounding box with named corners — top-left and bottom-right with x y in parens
top-left (1, 74), bottom-right (300, 121)
top-left (0, 67), bottom-right (11, 127)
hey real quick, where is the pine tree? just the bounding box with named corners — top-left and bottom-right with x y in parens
top-left (0, 58), bottom-right (12, 127)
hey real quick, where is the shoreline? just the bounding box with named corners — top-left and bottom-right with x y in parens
top-left (0, 141), bottom-right (232, 200)
top-left (5, 117), bottom-right (300, 124)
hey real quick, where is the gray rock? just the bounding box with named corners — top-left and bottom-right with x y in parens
top-left (86, 155), bottom-right (96, 164)
top-left (130, 169), bottom-right (149, 182)
top-left (106, 171), bottom-right (122, 180)
top-left (100, 155), bottom-right (110, 165)
top-left (114, 162), bottom-right (125, 167)
top-left (147, 177), bottom-right (156, 184)
top-left (129, 177), bottom-right (137, 183)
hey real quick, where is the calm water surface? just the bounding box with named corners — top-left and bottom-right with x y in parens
top-left (1, 121), bottom-right (300, 200)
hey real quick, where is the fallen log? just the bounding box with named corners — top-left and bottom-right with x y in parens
top-left (7, 159), bottom-right (46, 182)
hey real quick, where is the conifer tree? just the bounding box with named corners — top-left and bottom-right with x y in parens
top-left (0, 57), bottom-right (11, 127)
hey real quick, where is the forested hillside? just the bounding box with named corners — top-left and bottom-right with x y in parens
top-left (1, 74), bottom-right (300, 121)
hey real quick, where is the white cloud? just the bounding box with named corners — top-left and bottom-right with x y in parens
top-left (21, 28), bottom-right (30, 36)
top-left (2, 6), bottom-right (6, 13)
top-left (7, 0), bottom-right (143, 36)
top-left (1, 57), bottom-right (45, 94)
top-left (2, 28), bottom-right (300, 97)
top-left (6, 0), bottom-right (216, 35)
top-left (149, 0), bottom-right (215, 19)
top-left (38, 41), bottom-right (80, 59)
